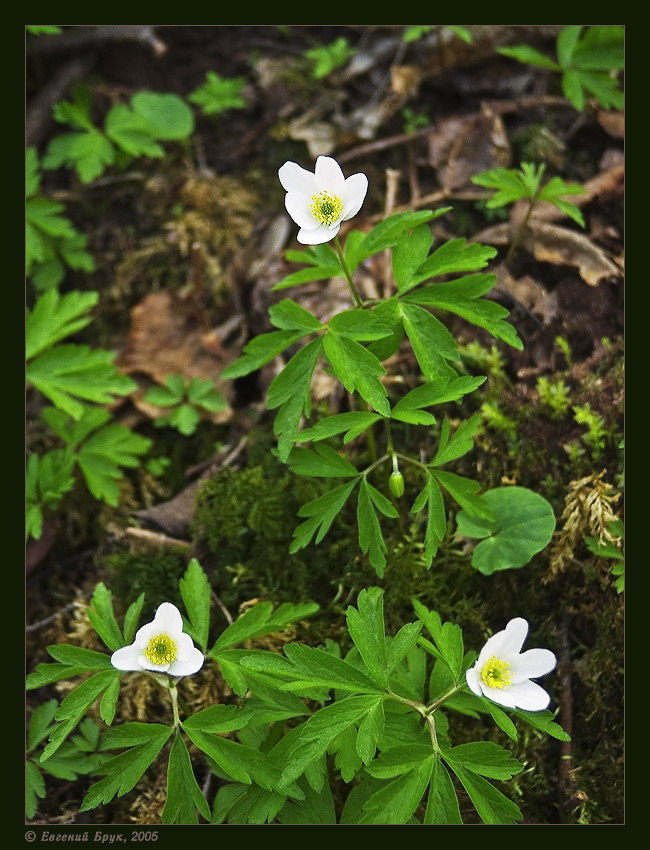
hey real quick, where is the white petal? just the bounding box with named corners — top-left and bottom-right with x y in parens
top-left (285, 192), bottom-right (319, 229)
top-left (314, 156), bottom-right (345, 194)
top-left (506, 680), bottom-right (551, 711)
top-left (111, 643), bottom-right (143, 671)
top-left (499, 618), bottom-right (529, 659)
top-left (168, 647), bottom-right (204, 677)
top-left (176, 632), bottom-right (199, 658)
top-left (510, 648), bottom-right (556, 683)
top-left (138, 654), bottom-right (170, 673)
top-left (481, 684), bottom-right (518, 709)
top-left (153, 602), bottom-right (184, 638)
top-left (341, 172), bottom-right (368, 221)
top-left (297, 223), bottom-right (340, 244)
top-left (465, 666), bottom-right (482, 697)
top-left (279, 161), bottom-right (317, 195)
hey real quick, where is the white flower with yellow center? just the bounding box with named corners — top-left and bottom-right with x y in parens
top-left (111, 602), bottom-right (203, 677)
top-left (465, 617), bottom-right (556, 711)
top-left (278, 156), bottom-right (368, 245)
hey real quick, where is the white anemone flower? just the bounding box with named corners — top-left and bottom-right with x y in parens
top-left (111, 602), bottom-right (204, 677)
top-left (278, 155), bottom-right (368, 245)
top-left (465, 617), bottom-right (556, 711)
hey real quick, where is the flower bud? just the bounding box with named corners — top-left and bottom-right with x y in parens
top-left (389, 471), bottom-right (405, 498)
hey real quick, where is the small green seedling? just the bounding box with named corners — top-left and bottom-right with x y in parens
top-left (188, 71), bottom-right (247, 116)
top-left (144, 375), bottom-right (227, 436)
top-left (304, 37), bottom-right (355, 79)
top-left (585, 518), bottom-right (624, 593)
top-left (498, 25), bottom-right (624, 112)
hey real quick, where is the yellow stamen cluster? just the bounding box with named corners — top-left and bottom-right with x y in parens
top-left (480, 655), bottom-right (512, 689)
top-left (144, 633), bottom-right (177, 666)
top-left (310, 191), bottom-right (343, 226)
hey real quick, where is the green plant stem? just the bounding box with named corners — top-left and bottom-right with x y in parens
top-left (169, 680), bottom-right (181, 728)
top-left (424, 683), bottom-right (465, 714)
top-left (506, 195), bottom-right (536, 264)
top-left (334, 236), bottom-right (363, 307)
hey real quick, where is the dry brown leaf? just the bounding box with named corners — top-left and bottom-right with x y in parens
top-left (523, 222), bottom-right (622, 287)
top-left (493, 262), bottom-right (558, 325)
top-left (428, 106), bottom-right (511, 191)
top-left (117, 289), bottom-right (234, 422)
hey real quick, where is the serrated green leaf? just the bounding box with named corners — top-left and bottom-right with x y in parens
top-left (210, 600), bottom-right (319, 653)
top-left (272, 264), bottom-right (342, 291)
top-left (432, 469), bottom-right (493, 520)
top-left (42, 130), bottom-right (116, 183)
top-left (399, 301), bottom-right (458, 380)
top-left (432, 414), bottom-right (481, 465)
top-left (161, 732), bottom-right (210, 824)
top-left (45, 644), bottom-right (114, 670)
top-left (77, 422), bottom-right (151, 505)
top-left (268, 299), bottom-right (323, 332)
top-left (328, 309), bottom-right (393, 341)
top-left (392, 224), bottom-right (434, 293)
top-left (26, 289), bottom-right (99, 360)
top-left (386, 622), bottom-right (423, 678)
top-left (357, 479), bottom-right (387, 576)
top-left (447, 763), bottom-right (522, 824)
top-left (423, 756), bottom-right (463, 823)
top-left (27, 345), bottom-right (136, 420)
top-left (323, 333), bottom-right (390, 415)
top-left (296, 411), bottom-right (381, 444)
top-left (221, 329), bottom-right (305, 379)
top-left (287, 443), bottom-right (358, 478)
top-left (43, 670), bottom-right (121, 761)
top-left (511, 709), bottom-right (570, 741)
top-left (87, 583), bottom-right (124, 652)
top-left (27, 700), bottom-right (59, 752)
top-left (356, 699), bottom-right (385, 765)
top-left (361, 756), bottom-right (434, 824)
top-left (411, 473), bottom-right (447, 565)
top-left (278, 776), bottom-right (337, 824)
top-left (346, 587), bottom-right (388, 687)
top-left (291, 479), bottom-right (358, 551)
top-left (81, 723), bottom-right (173, 811)
top-left (497, 44), bottom-right (560, 70)
top-left (179, 558), bottom-right (211, 651)
top-left (442, 742), bottom-right (523, 780)
top-left (130, 92), bottom-right (194, 140)
top-left (282, 643), bottom-right (385, 694)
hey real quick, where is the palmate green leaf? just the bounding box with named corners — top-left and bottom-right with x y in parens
top-left (361, 756), bottom-right (434, 824)
top-left (404, 273), bottom-right (523, 350)
top-left (441, 741), bottom-right (523, 781)
top-left (290, 479), bottom-right (358, 553)
top-left (26, 760), bottom-right (46, 818)
top-left (210, 599), bottom-right (319, 654)
top-left (26, 644), bottom-right (113, 690)
top-left (456, 486), bottom-right (556, 574)
top-left (331, 724), bottom-right (363, 782)
top-left (296, 411), bottom-right (381, 444)
top-left (42, 130), bottom-right (116, 184)
top-left (105, 105), bottom-right (164, 158)
top-left (432, 414), bottom-right (481, 466)
top-left (323, 332), bottom-right (390, 415)
top-left (77, 422), bottom-right (152, 506)
top-left (27, 700), bottom-right (59, 752)
top-left (129, 92), bottom-right (194, 140)
top-left (221, 329), bottom-right (306, 379)
top-left (27, 344), bottom-right (137, 420)
top-left (42, 670), bottom-right (122, 761)
top-left (26, 449), bottom-right (76, 539)
top-left (367, 297), bottom-right (404, 362)
top-left (392, 377), bottom-right (485, 426)
top-left (179, 558), bottom-right (211, 651)
top-left (26, 289), bottom-right (99, 361)
top-left (497, 44), bottom-right (560, 71)
top-left (162, 732), bottom-right (211, 824)
top-left (81, 723), bottom-right (173, 811)
top-left (424, 756), bottom-right (463, 823)
top-left (87, 583), bottom-right (124, 652)
top-left (365, 743), bottom-right (434, 780)
top-left (346, 587), bottom-right (388, 688)
top-left (447, 763), bottom-right (522, 824)
top-left (386, 623), bottom-right (424, 681)
top-left (188, 71), bottom-right (246, 115)
top-left (479, 698), bottom-right (518, 741)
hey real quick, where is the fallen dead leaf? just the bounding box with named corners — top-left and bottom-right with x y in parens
top-left (493, 262), bottom-right (558, 325)
top-left (523, 221), bottom-right (622, 287)
top-left (117, 289), bottom-right (234, 423)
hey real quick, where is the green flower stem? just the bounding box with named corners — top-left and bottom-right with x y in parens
top-left (168, 679), bottom-right (181, 728)
top-left (424, 683), bottom-right (465, 715)
top-left (506, 193), bottom-right (538, 264)
top-left (387, 691), bottom-right (440, 753)
top-left (334, 236), bottom-right (363, 308)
